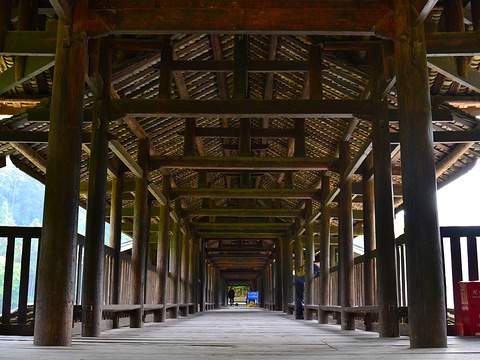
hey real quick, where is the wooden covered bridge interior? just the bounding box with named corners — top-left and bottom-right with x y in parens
top-left (2, 0), bottom-right (480, 354)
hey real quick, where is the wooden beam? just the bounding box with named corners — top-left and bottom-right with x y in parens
top-left (110, 99), bottom-right (372, 119)
top-left (49, 0), bottom-right (73, 24)
top-left (197, 232), bottom-right (283, 239)
top-left (150, 156), bottom-right (337, 171)
top-left (0, 57), bottom-right (54, 95)
top-left (192, 222), bottom-right (292, 231)
top-left (414, 0), bottom-right (439, 26)
top-left (195, 127), bottom-right (296, 139)
top-left (183, 208), bottom-right (302, 218)
top-left (0, 31), bottom-right (56, 56)
top-left (87, 0), bottom-right (394, 36)
top-left (173, 188), bottom-right (320, 200)
top-left (4, 31), bottom-right (480, 58)
top-left (426, 31), bottom-right (480, 57)
top-left (390, 130), bottom-right (480, 144)
top-left (0, 130), bottom-right (93, 143)
top-left (108, 140), bottom-right (143, 178)
top-left (343, 139), bottom-right (373, 181)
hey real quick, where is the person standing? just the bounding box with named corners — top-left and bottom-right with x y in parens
top-left (228, 288), bottom-right (235, 306)
top-left (295, 263), bottom-right (320, 319)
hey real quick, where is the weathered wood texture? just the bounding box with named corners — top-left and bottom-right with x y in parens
top-left (130, 138), bottom-right (150, 328)
top-left (109, 159), bottom-right (124, 329)
top-left (304, 200), bottom-right (314, 320)
top-left (370, 45), bottom-right (399, 338)
top-left (82, 46), bottom-right (111, 337)
top-left (362, 154), bottom-right (375, 332)
top-left (339, 141), bottom-right (354, 330)
top-left (155, 174), bottom-right (171, 322)
top-left (318, 174), bottom-right (331, 324)
top-left (33, 0), bottom-right (88, 346)
top-left (394, 0), bottom-right (447, 348)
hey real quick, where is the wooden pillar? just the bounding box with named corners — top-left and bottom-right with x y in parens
top-left (362, 154), bottom-right (375, 332)
top-left (188, 238), bottom-right (195, 312)
top-left (259, 269), bottom-right (265, 307)
top-left (283, 237), bottom-right (292, 312)
top-left (130, 138), bottom-right (150, 328)
top-left (275, 238), bottom-right (284, 311)
top-left (319, 173), bottom-right (331, 324)
top-left (294, 219), bottom-right (304, 275)
top-left (370, 44), bottom-right (399, 337)
top-left (82, 45), bottom-right (111, 337)
top-left (34, 1), bottom-right (88, 346)
top-left (154, 174), bottom-right (170, 322)
top-left (304, 199), bottom-right (314, 320)
top-left (109, 159), bottom-right (124, 329)
top-left (170, 201), bottom-right (181, 318)
top-left (181, 232), bottom-right (190, 315)
top-left (339, 141), bottom-right (354, 330)
top-left (394, 0), bottom-right (447, 348)
top-left (200, 241), bottom-right (206, 311)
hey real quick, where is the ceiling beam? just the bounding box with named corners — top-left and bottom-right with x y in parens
top-left (87, 0), bottom-right (393, 36)
top-left (150, 156), bottom-right (337, 171)
top-left (173, 188), bottom-right (320, 200)
top-left (110, 99), bottom-right (372, 119)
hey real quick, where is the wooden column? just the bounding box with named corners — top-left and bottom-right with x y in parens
top-left (188, 238), bottom-right (195, 312)
top-left (200, 241), bottom-right (206, 311)
top-left (171, 201), bottom-right (181, 318)
top-left (283, 236), bottom-right (292, 312)
top-left (362, 154), bottom-right (375, 332)
top-left (154, 174), bottom-right (170, 322)
top-left (34, 1), bottom-right (88, 346)
top-left (260, 270), bottom-right (265, 307)
top-left (304, 199), bottom-right (314, 320)
top-left (130, 138), bottom-right (150, 328)
top-left (275, 237), bottom-right (284, 311)
top-left (181, 232), bottom-right (190, 315)
top-left (319, 173), bottom-right (331, 324)
top-left (82, 45), bottom-right (111, 337)
top-left (370, 45), bottom-right (399, 337)
top-left (339, 141), bottom-right (354, 330)
top-left (394, 0), bottom-right (447, 348)
top-left (294, 219), bottom-right (304, 276)
top-left (109, 159), bottom-right (124, 329)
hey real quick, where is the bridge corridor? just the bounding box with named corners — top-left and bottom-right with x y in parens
top-left (1, 307), bottom-right (480, 360)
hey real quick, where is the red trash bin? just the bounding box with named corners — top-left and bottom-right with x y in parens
top-left (459, 281), bottom-right (480, 336)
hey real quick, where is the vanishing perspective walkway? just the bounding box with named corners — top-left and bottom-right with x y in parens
top-left (2, 307), bottom-right (480, 359)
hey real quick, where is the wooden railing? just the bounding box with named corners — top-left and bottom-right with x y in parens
top-left (0, 227), bottom-right (42, 335)
top-left (0, 226), bottom-right (179, 335)
top-left (440, 226), bottom-right (480, 328)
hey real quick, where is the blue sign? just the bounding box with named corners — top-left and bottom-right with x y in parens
top-left (247, 291), bottom-right (258, 300)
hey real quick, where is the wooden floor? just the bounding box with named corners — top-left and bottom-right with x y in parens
top-left (2, 307), bottom-right (480, 359)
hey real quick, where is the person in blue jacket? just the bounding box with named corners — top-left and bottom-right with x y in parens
top-left (295, 262), bottom-right (320, 319)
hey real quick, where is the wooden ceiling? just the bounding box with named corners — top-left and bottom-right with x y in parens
top-left (1, 1), bottom-right (480, 282)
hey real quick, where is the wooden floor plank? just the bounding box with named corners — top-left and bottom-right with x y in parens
top-left (1, 307), bottom-right (480, 359)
